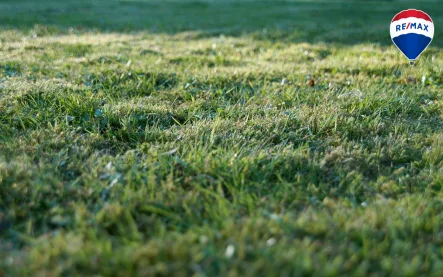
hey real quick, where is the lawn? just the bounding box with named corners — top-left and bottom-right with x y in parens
top-left (0, 0), bottom-right (442, 276)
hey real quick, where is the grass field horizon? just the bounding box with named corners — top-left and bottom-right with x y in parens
top-left (1, 0), bottom-right (442, 276)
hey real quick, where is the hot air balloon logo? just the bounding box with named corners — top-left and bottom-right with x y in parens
top-left (390, 9), bottom-right (434, 65)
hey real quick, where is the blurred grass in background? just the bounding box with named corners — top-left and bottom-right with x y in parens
top-left (0, 0), bottom-right (442, 45)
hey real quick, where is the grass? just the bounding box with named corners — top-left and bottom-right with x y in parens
top-left (0, 0), bottom-right (442, 276)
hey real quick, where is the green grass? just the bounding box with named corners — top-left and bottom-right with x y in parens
top-left (1, 0), bottom-right (443, 276)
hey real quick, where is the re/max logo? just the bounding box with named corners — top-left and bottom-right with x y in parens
top-left (396, 23), bottom-right (429, 32)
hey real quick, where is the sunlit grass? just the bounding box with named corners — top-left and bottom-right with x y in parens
top-left (0, 0), bottom-right (442, 276)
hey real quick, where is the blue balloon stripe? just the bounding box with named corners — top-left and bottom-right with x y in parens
top-left (392, 33), bottom-right (432, 60)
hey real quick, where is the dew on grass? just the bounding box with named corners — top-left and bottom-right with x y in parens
top-left (225, 245), bottom-right (235, 258)
top-left (266, 238), bottom-right (276, 247)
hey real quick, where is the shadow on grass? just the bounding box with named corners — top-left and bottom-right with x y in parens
top-left (0, 0), bottom-right (442, 46)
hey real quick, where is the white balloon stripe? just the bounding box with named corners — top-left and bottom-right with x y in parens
top-left (390, 17), bottom-right (434, 39)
